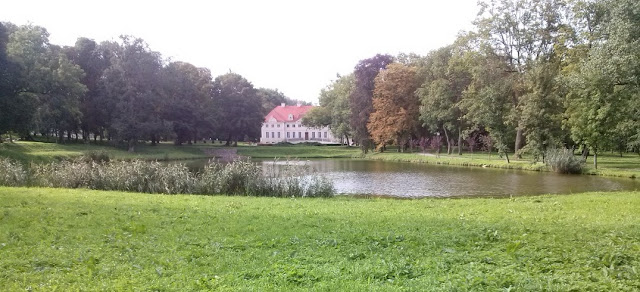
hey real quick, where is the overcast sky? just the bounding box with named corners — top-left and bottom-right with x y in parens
top-left (1, 0), bottom-right (479, 103)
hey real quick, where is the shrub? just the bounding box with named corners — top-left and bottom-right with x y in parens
top-left (545, 149), bottom-right (585, 174)
top-left (0, 158), bottom-right (27, 186)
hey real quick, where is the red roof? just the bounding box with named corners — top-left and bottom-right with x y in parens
top-left (265, 105), bottom-right (314, 122)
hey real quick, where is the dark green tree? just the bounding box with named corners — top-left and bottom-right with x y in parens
top-left (101, 36), bottom-right (166, 152)
top-left (212, 73), bottom-right (263, 146)
top-left (162, 61), bottom-right (215, 145)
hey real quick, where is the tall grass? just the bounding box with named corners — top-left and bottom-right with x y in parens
top-left (545, 148), bottom-right (585, 174)
top-left (0, 157), bottom-right (27, 186)
top-left (0, 157), bottom-right (334, 197)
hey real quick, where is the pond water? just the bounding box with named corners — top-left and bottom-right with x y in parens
top-left (181, 159), bottom-right (640, 198)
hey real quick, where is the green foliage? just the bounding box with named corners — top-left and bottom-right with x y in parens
top-left (212, 73), bottom-right (264, 145)
top-left (545, 148), bottom-right (585, 174)
top-left (1, 188), bottom-right (639, 290)
top-left (309, 74), bottom-right (355, 144)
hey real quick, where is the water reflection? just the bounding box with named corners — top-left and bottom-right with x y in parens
top-left (180, 159), bottom-right (639, 198)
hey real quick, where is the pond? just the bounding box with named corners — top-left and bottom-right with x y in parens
top-left (181, 159), bottom-right (640, 198)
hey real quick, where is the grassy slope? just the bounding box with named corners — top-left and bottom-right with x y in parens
top-left (365, 151), bottom-right (640, 178)
top-left (1, 187), bottom-right (639, 291)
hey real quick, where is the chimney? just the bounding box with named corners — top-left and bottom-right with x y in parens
top-left (280, 103), bottom-right (286, 107)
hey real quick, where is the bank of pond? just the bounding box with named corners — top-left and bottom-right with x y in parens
top-left (2, 156), bottom-right (638, 198)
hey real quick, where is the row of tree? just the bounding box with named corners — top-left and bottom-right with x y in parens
top-left (0, 22), bottom-right (305, 151)
top-left (302, 0), bottom-right (639, 168)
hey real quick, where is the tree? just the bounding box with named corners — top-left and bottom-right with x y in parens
top-left (101, 36), bottom-right (166, 151)
top-left (475, 0), bottom-right (565, 157)
top-left (212, 73), bottom-right (263, 146)
top-left (303, 74), bottom-right (354, 145)
top-left (519, 60), bottom-right (564, 162)
top-left (162, 61), bottom-right (215, 145)
top-left (564, 0), bottom-right (640, 168)
top-left (418, 44), bottom-right (472, 155)
top-left (0, 22), bottom-right (22, 141)
top-left (6, 24), bottom-right (86, 142)
top-left (461, 48), bottom-right (515, 163)
top-left (257, 88), bottom-right (307, 115)
top-left (349, 54), bottom-right (394, 153)
top-left (367, 63), bottom-right (421, 152)
top-left (65, 37), bottom-right (111, 142)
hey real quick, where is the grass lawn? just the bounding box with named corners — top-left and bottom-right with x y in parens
top-left (0, 141), bottom-right (213, 163)
top-left (1, 187), bottom-right (639, 290)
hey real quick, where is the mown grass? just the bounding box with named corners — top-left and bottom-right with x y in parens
top-left (0, 141), bottom-right (212, 164)
top-left (1, 187), bottom-right (639, 291)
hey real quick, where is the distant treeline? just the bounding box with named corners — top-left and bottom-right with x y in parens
top-left (300, 0), bottom-right (639, 168)
top-left (0, 22), bottom-right (307, 151)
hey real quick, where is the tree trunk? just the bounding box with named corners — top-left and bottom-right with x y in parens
top-left (443, 128), bottom-right (451, 155)
top-left (225, 134), bottom-right (232, 146)
top-left (128, 140), bottom-right (135, 152)
top-left (581, 145), bottom-right (589, 159)
top-left (344, 135), bottom-right (350, 146)
top-left (458, 127), bottom-right (462, 155)
top-left (514, 126), bottom-right (523, 159)
top-left (594, 149), bottom-right (598, 169)
top-left (504, 151), bottom-right (510, 163)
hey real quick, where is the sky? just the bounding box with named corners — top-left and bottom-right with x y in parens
top-left (1, 0), bottom-right (479, 103)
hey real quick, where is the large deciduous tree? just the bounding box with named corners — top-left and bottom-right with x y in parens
top-left (212, 73), bottom-right (263, 146)
top-left (418, 44), bottom-right (472, 155)
top-left (475, 0), bottom-right (564, 157)
top-left (349, 54), bottom-right (394, 153)
top-left (162, 61), bottom-right (215, 145)
top-left (368, 63), bottom-right (421, 152)
top-left (101, 36), bottom-right (166, 152)
top-left (65, 37), bottom-right (111, 142)
top-left (303, 74), bottom-right (354, 145)
top-left (6, 24), bottom-right (86, 142)
top-left (564, 0), bottom-right (640, 168)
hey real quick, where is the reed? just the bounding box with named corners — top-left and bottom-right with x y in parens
top-left (0, 157), bottom-right (334, 197)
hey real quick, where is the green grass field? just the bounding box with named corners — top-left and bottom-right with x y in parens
top-left (1, 187), bottom-right (639, 290)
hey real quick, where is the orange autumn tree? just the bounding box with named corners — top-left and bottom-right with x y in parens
top-left (367, 63), bottom-right (421, 152)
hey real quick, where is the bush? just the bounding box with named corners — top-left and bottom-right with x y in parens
top-left (0, 158), bottom-right (27, 186)
top-left (545, 149), bottom-right (585, 174)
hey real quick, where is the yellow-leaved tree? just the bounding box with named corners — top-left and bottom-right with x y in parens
top-left (367, 63), bottom-right (420, 152)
